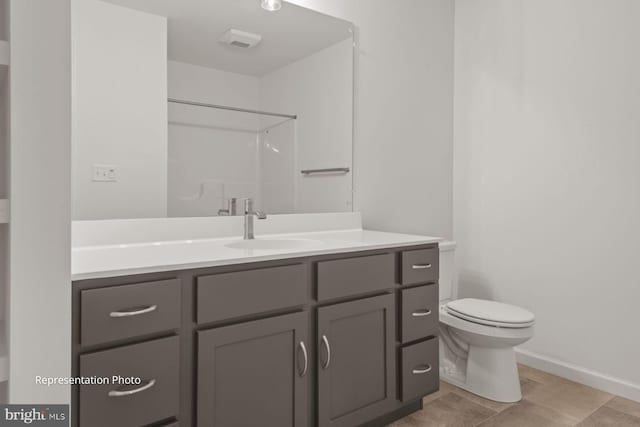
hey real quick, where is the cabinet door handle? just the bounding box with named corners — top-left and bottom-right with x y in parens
top-left (412, 365), bottom-right (432, 375)
top-left (321, 335), bottom-right (331, 370)
top-left (109, 305), bottom-right (158, 318)
top-left (412, 264), bottom-right (432, 270)
top-left (108, 379), bottom-right (156, 397)
top-left (412, 309), bottom-right (432, 317)
top-left (298, 341), bottom-right (308, 377)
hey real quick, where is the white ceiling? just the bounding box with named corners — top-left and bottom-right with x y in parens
top-left (102, 0), bottom-right (353, 76)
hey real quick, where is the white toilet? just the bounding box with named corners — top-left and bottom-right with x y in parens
top-left (438, 242), bottom-right (535, 403)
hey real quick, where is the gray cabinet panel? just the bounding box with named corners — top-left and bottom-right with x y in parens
top-left (317, 294), bottom-right (396, 427)
top-left (401, 248), bottom-right (439, 285)
top-left (81, 279), bottom-right (181, 346)
top-left (401, 338), bottom-right (439, 401)
top-left (79, 336), bottom-right (180, 427)
top-left (317, 254), bottom-right (394, 301)
top-left (401, 284), bottom-right (439, 343)
top-left (197, 264), bottom-right (308, 324)
top-left (198, 312), bottom-right (309, 427)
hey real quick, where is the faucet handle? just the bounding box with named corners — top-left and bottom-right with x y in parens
top-left (219, 198), bottom-right (240, 216)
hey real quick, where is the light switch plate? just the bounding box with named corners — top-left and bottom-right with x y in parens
top-left (92, 165), bottom-right (118, 182)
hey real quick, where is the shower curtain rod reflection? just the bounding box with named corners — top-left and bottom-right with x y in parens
top-left (168, 98), bottom-right (297, 120)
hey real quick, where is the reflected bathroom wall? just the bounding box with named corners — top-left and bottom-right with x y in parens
top-left (167, 105), bottom-right (295, 217)
top-left (260, 37), bottom-right (353, 213)
top-left (259, 120), bottom-right (296, 214)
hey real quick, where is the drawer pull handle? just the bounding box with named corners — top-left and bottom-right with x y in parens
top-left (412, 365), bottom-right (433, 375)
top-left (321, 335), bottom-right (331, 370)
top-left (298, 341), bottom-right (308, 377)
top-left (109, 305), bottom-right (158, 318)
top-left (108, 379), bottom-right (156, 397)
top-left (412, 264), bottom-right (432, 270)
top-left (412, 309), bottom-right (432, 317)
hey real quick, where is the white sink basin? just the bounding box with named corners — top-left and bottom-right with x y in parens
top-left (225, 238), bottom-right (322, 250)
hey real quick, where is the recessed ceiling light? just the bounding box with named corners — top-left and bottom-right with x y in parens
top-left (261, 0), bottom-right (282, 12)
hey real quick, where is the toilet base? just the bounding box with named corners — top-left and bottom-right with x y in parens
top-left (442, 345), bottom-right (522, 403)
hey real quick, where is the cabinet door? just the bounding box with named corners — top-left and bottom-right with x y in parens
top-left (317, 294), bottom-right (396, 427)
top-left (197, 312), bottom-right (309, 427)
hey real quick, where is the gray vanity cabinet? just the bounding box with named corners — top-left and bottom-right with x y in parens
top-left (72, 243), bottom-right (440, 427)
top-left (197, 312), bottom-right (310, 427)
top-left (317, 294), bottom-right (396, 427)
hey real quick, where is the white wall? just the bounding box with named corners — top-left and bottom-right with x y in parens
top-left (169, 60), bottom-right (259, 110)
top-left (8, 0), bottom-right (71, 402)
top-left (287, 0), bottom-right (454, 238)
top-left (72, 0), bottom-right (167, 220)
top-left (260, 38), bottom-right (353, 213)
top-left (454, 0), bottom-right (640, 400)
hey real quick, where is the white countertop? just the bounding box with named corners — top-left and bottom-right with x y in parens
top-left (72, 229), bottom-right (442, 280)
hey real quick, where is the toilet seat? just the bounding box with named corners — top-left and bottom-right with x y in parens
top-left (445, 298), bottom-right (535, 329)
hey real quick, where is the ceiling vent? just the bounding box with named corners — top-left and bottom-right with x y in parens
top-left (219, 29), bottom-right (262, 49)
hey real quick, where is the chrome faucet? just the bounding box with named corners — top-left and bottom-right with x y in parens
top-left (243, 198), bottom-right (267, 240)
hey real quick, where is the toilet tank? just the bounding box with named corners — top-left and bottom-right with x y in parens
top-left (438, 241), bottom-right (457, 302)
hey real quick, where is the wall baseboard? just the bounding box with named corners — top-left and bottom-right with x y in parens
top-left (516, 348), bottom-right (640, 403)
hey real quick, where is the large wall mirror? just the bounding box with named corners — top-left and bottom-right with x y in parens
top-left (72, 0), bottom-right (354, 220)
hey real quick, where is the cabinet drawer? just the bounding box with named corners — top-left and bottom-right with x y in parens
top-left (316, 253), bottom-right (394, 301)
top-left (401, 284), bottom-right (439, 343)
top-left (401, 338), bottom-right (439, 401)
top-left (79, 336), bottom-right (180, 427)
top-left (197, 264), bottom-right (308, 324)
top-left (81, 279), bottom-right (181, 346)
top-left (401, 248), bottom-right (439, 285)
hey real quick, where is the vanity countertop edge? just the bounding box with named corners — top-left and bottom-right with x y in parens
top-left (72, 229), bottom-right (443, 281)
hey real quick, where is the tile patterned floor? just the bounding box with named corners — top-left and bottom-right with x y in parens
top-left (390, 365), bottom-right (640, 427)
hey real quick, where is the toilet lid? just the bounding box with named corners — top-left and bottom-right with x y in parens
top-left (445, 298), bottom-right (535, 328)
